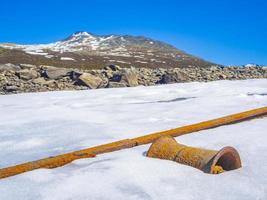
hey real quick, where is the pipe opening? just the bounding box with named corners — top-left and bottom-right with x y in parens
top-left (211, 147), bottom-right (242, 174)
top-left (216, 152), bottom-right (239, 171)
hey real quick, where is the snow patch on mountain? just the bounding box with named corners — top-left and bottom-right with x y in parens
top-left (0, 31), bottom-right (179, 57)
top-left (0, 32), bottom-right (156, 57)
top-left (0, 32), bottom-right (122, 55)
top-left (0, 31), bottom-right (215, 68)
top-left (60, 57), bottom-right (75, 61)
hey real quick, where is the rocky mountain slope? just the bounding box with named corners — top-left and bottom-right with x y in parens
top-left (0, 32), bottom-right (215, 69)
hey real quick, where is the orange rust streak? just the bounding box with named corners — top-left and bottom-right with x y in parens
top-left (1, 106), bottom-right (267, 179)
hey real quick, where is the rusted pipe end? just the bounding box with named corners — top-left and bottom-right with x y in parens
top-left (207, 146), bottom-right (242, 174)
top-left (147, 136), bottom-right (242, 174)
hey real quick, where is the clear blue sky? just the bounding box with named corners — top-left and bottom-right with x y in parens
top-left (0, 0), bottom-right (266, 65)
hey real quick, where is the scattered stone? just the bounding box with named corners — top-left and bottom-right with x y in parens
top-left (0, 64), bottom-right (266, 95)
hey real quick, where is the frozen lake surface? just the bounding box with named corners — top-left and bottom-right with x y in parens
top-left (0, 79), bottom-right (267, 200)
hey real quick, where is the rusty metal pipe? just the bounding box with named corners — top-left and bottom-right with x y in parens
top-left (0, 106), bottom-right (266, 179)
top-left (147, 136), bottom-right (242, 174)
top-left (0, 139), bottom-right (135, 179)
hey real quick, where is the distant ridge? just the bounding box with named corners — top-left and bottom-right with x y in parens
top-left (0, 31), bottom-right (216, 69)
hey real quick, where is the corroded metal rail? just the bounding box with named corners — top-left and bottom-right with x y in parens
top-left (1, 106), bottom-right (267, 179)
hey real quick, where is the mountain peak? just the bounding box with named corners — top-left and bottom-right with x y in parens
top-left (0, 31), bottom-right (215, 68)
top-left (63, 31), bottom-right (96, 42)
top-left (72, 31), bottom-right (93, 37)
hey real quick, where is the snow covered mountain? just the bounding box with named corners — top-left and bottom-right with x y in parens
top-left (0, 32), bottom-right (215, 69)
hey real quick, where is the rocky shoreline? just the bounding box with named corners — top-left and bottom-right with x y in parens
top-left (0, 63), bottom-right (266, 95)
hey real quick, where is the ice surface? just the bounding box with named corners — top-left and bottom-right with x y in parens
top-left (0, 79), bottom-right (267, 200)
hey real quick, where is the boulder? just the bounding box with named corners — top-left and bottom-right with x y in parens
top-left (43, 67), bottom-right (72, 79)
top-left (16, 69), bottom-right (38, 80)
top-left (174, 71), bottom-right (188, 82)
top-left (120, 68), bottom-right (139, 87)
top-left (158, 71), bottom-right (187, 84)
top-left (158, 74), bottom-right (176, 84)
top-left (0, 63), bottom-right (21, 72)
top-left (110, 73), bottom-right (122, 82)
top-left (78, 73), bottom-right (103, 89)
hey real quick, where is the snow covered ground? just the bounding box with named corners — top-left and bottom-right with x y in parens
top-left (0, 79), bottom-right (267, 200)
